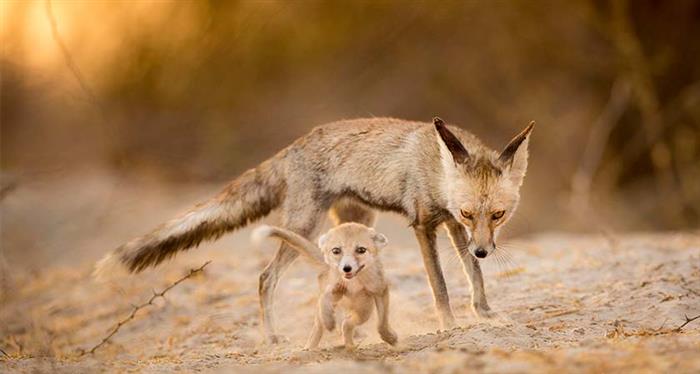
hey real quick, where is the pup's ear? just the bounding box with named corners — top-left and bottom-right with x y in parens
top-left (434, 117), bottom-right (469, 164)
top-left (498, 121), bottom-right (534, 187)
top-left (317, 233), bottom-right (329, 248)
top-left (371, 232), bottom-right (388, 249)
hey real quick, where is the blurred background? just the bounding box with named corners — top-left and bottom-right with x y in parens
top-left (1, 0), bottom-right (699, 272)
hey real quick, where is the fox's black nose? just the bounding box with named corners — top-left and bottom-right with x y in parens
top-left (474, 248), bottom-right (487, 258)
top-left (343, 265), bottom-right (353, 273)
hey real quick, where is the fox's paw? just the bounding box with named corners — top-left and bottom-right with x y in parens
top-left (379, 327), bottom-right (398, 346)
top-left (472, 303), bottom-right (498, 319)
top-left (439, 314), bottom-right (457, 330)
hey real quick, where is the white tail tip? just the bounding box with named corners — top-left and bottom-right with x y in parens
top-left (92, 252), bottom-right (129, 282)
top-left (251, 225), bottom-right (275, 247)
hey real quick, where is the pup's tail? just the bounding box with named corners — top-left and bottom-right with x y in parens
top-left (252, 225), bottom-right (325, 266)
top-left (94, 155), bottom-right (287, 279)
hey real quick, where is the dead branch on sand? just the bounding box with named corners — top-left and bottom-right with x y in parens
top-left (82, 261), bottom-right (211, 355)
top-left (607, 313), bottom-right (700, 338)
top-left (674, 314), bottom-right (700, 332)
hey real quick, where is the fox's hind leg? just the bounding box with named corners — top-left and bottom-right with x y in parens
top-left (329, 199), bottom-right (376, 226)
top-left (305, 314), bottom-right (324, 349)
top-left (444, 219), bottom-right (495, 319)
top-left (259, 198), bottom-right (324, 344)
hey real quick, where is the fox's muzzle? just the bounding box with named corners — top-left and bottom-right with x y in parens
top-left (464, 221), bottom-right (495, 259)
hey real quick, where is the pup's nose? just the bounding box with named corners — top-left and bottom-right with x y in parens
top-left (474, 247), bottom-right (487, 258)
top-left (342, 265), bottom-right (353, 273)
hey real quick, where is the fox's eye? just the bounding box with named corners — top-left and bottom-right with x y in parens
top-left (356, 246), bottom-right (367, 254)
top-left (331, 247), bottom-right (342, 255)
top-left (460, 209), bottom-right (473, 220)
top-left (492, 210), bottom-right (505, 220)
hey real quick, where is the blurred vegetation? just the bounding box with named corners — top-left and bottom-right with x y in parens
top-left (1, 0), bottom-right (699, 230)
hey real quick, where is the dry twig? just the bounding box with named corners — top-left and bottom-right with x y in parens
top-left (607, 313), bottom-right (700, 338)
top-left (83, 261), bottom-right (211, 355)
top-left (674, 314), bottom-right (700, 332)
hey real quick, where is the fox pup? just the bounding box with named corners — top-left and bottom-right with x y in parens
top-left (252, 223), bottom-right (398, 349)
top-left (96, 116), bottom-right (533, 342)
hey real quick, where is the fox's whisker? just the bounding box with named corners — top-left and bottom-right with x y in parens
top-left (492, 245), bottom-right (520, 276)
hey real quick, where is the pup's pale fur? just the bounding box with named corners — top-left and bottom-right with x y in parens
top-left (253, 223), bottom-right (397, 349)
top-left (95, 116), bottom-right (533, 342)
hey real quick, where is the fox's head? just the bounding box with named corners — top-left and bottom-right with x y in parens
top-left (434, 117), bottom-right (534, 259)
top-left (318, 223), bottom-right (388, 280)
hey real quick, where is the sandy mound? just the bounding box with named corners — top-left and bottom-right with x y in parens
top-left (1, 178), bottom-right (699, 372)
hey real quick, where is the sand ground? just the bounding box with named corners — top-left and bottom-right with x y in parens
top-left (1, 174), bottom-right (699, 373)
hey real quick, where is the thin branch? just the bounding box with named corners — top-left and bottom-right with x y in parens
top-left (0, 347), bottom-right (8, 358)
top-left (607, 313), bottom-right (700, 338)
top-left (83, 261), bottom-right (211, 355)
top-left (674, 314), bottom-right (700, 332)
top-left (44, 0), bottom-right (131, 230)
top-left (45, 0), bottom-right (104, 112)
top-left (610, 0), bottom-right (685, 224)
top-left (570, 78), bottom-right (631, 210)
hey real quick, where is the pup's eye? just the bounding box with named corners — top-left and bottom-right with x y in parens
top-left (492, 210), bottom-right (505, 220)
top-left (356, 247), bottom-right (367, 254)
top-left (460, 209), bottom-right (473, 220)
top-left (331, 247), bottom-right (342, 255)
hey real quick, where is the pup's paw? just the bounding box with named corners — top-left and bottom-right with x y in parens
top-left (353, 328), bottom-right (367, 341)
top-left (266, 334), bottom-right (289, 345)
top-left (379, 327), bottom-right (398, 346)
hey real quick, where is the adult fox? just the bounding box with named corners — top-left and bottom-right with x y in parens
top-left (96, 116), bottom-right (533, 342)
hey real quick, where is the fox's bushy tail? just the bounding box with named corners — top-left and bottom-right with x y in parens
top-left (252, 225), bottom-right (325, 266)
top-left (95, 157), bottom-right (286, 278)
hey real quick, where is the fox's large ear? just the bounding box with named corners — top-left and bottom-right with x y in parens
top-left (434, 117), bottom-right (469, 164)
top-left (499, 121), bottom-right (534, 187)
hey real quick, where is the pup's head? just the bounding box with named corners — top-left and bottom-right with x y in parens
top-left (434, 117), bottom-right (534, 259)
top-left (317, 223), bottom-right (388, 279)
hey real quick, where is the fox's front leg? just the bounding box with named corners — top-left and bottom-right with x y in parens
top-left (374, 289), bottom-right (398, 345)
top-left (414, 224), bottom-right (457, 329)
top-left (444, 219), bottom-right (495, 319)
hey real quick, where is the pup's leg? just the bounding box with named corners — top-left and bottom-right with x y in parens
top-left (414, 224), bottom-right (456, 329)
top-left (259, 200), bottom-right (323, 343)
top-left (374, 289), bottom-right (398, 345)
top-left (341, 314), bottom-right (359, 350)
top-left (444, 219), bottom-right (495, 319)
top-left (319, 290), bottom-right (336, 331)
top-left (305, 314), bottom-right (324, 349)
